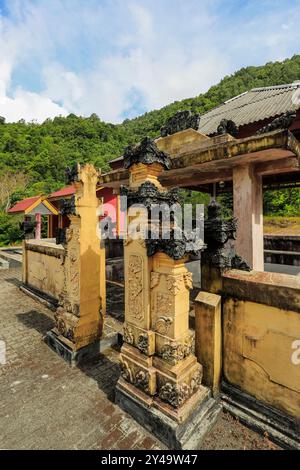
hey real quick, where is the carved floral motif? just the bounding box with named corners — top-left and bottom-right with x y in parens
top-left (128, 254), bottom-right (144, 322)
top-left (156, 292), bottom-right (172, 316)
top-left (190, 369), bottom-right (202, 394)
top-left (159, 368), bottom-right (202, 408)
top-left (134, 370), bottom-right (150, 393)
top-left (159, 382), bottom-right (190, 408)
top-left (150, 272), bottom-right (161, 289)
top-left (155, 316), bottom-right (173, 335)
top-left (167, 276), bottom-right (182, 295)
top-left (120, 360), bottom-right (134, 383)
top-left (123, 324), bottom-right (134, 345)
top-left (183, 273), bottom-right (193, 290)
top-left (137, 333), bottom-right (149, 355)
top-left (161, 336), bottom-right (193, 365)
top-left (120, 359), bottom-right (150, 394)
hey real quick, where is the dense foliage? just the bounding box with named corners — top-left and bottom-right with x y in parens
top-left (1, 55), bottom-right (300, 245)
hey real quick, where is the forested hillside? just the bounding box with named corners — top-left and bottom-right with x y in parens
top-left (1, 55), bottom-right (300, 244)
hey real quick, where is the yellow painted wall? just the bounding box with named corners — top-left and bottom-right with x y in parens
top-left (223, 297), bottom-right (300, 419)
top-left (25, 248), bottom-right (64, 300)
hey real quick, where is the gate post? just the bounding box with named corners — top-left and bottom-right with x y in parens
top-left (116, 138), bottom-right (221, 449)
top-left (195, 199), bottom-right (251, 395)
top-left (45, 163), bottom-right (106, 366)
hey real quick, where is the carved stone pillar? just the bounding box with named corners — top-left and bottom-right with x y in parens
top-left (116, 138), bottom-right (221, 449)
top-left (45, 163), bottom-right (106, 366)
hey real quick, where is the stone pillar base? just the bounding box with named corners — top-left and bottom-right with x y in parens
top-left (116, 377), bottom-right (222, 449)
top-left (45, 330), bottom-right (101, 367)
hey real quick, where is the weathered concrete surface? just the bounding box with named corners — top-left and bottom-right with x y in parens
top-left (0, 268), bottom-right (280, 450)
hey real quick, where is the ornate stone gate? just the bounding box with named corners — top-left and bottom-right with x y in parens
top-left (115, 138), bottom-right (221, 449)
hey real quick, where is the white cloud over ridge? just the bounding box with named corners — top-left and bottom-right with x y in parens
top-left (0, 0), bottom-right (300, 123)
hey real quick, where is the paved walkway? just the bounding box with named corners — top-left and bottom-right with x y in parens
top-left (0, 268), bottom-right (278, 450)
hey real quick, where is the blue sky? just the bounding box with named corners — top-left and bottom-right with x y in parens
top-left (0, 0), bottom-right (300, 123)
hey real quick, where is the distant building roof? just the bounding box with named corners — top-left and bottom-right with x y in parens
top-left (198, 82), bottom-right (300, 135)
top-left (8, 195), bottom-right (59, 216)
top-left (8, 196), bottom-right (40, 214)
top-left (48, 185), bottom-right (75, 199)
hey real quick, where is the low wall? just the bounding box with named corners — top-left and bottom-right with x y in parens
top-left (264, 235), bottom-right (300, 252)
top-left (222, 270), bottom-right (300, 420)
top-left (23, 239), bottom-right (65, 302)
top-left (264, 235), bottom-right (300, 266)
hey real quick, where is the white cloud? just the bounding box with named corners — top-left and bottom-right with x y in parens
top-left (0, 0), bottom-right (300, 123)
top-left (0, 88), bottom-right (68, 122)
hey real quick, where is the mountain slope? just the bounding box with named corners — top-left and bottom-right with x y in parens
top-left (0, 54), bottom-right (300, 235)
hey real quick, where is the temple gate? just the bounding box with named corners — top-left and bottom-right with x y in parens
top-left (115, 138), bottom-right (221, 449)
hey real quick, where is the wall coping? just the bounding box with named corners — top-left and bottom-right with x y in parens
top-left (223, 269), bottom-right (300, 290)
top-left (222, 269), bottom-right (300, 313)
top-left (25, 239), bottom-right (65, 258)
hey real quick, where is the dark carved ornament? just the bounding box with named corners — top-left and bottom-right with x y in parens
top-left (256, 111), bottom-right (297, 135)
top-left (137, 333), bottom-right (149, 355)
top-left (134, 370), bottom-right (150, 394)
top-left (121, 181), bottom-right (204, 260)
top-left (20, 220), bottom-right (36, 239)
top-left (123, 137), bottom-right (171, 170)
top-left (56, 227), bottom-right (67, 245)
top-left (65, 163), bottom-right (79, 185)
top-left (121, 181), bottom-right (180, 209)
top-left (160, 110), bottom-right (200, 137)
top-left (146, 231), bottom-right (203, 261)
top-left (159, 382), bottom-right (190, 408)
top-left (202, 200), bottom-right (250, 270)
top-left (216, 119), bottom-right (238, 137)
top-left (60, 195), bottom-right (76, 216)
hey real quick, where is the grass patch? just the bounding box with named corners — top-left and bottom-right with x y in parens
top-left (264, 216), bottom-right (300, 235)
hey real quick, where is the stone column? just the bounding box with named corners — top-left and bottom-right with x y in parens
top-left (116, 138), bottom-right (221, 449)
top-left (233, 163), bottom-right (264, 271)
top-left (46, 163), bottom-right (106, 366)
top-left (35, 213), bottom-right (42, 239)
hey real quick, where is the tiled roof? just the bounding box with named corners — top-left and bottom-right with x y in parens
top-left (8, 196), bottom-right (40, 214)
top-left (48, 185), bottom-right (75, 199)
top-left (199, 82), bottom-right (300, 135)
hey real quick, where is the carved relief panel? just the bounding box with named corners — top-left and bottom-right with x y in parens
top-left (128, 253), bottom-right (144, 323)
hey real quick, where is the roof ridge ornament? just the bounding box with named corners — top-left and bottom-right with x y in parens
top-left (160, 110), bottom-right (200, 137)
top-left (123, 137), bottom-right (171, 170)
top-left (216, 119), bottom-right (238, 137)
top-left (256, 110), bottom-right (297, 135)
top-left (65, 163), bottom-right (79, 184)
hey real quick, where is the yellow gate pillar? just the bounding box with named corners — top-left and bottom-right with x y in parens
top-left (116, 138), bottom-right (221, 449)
top-left (45, 163), bottom-right (106, 366)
